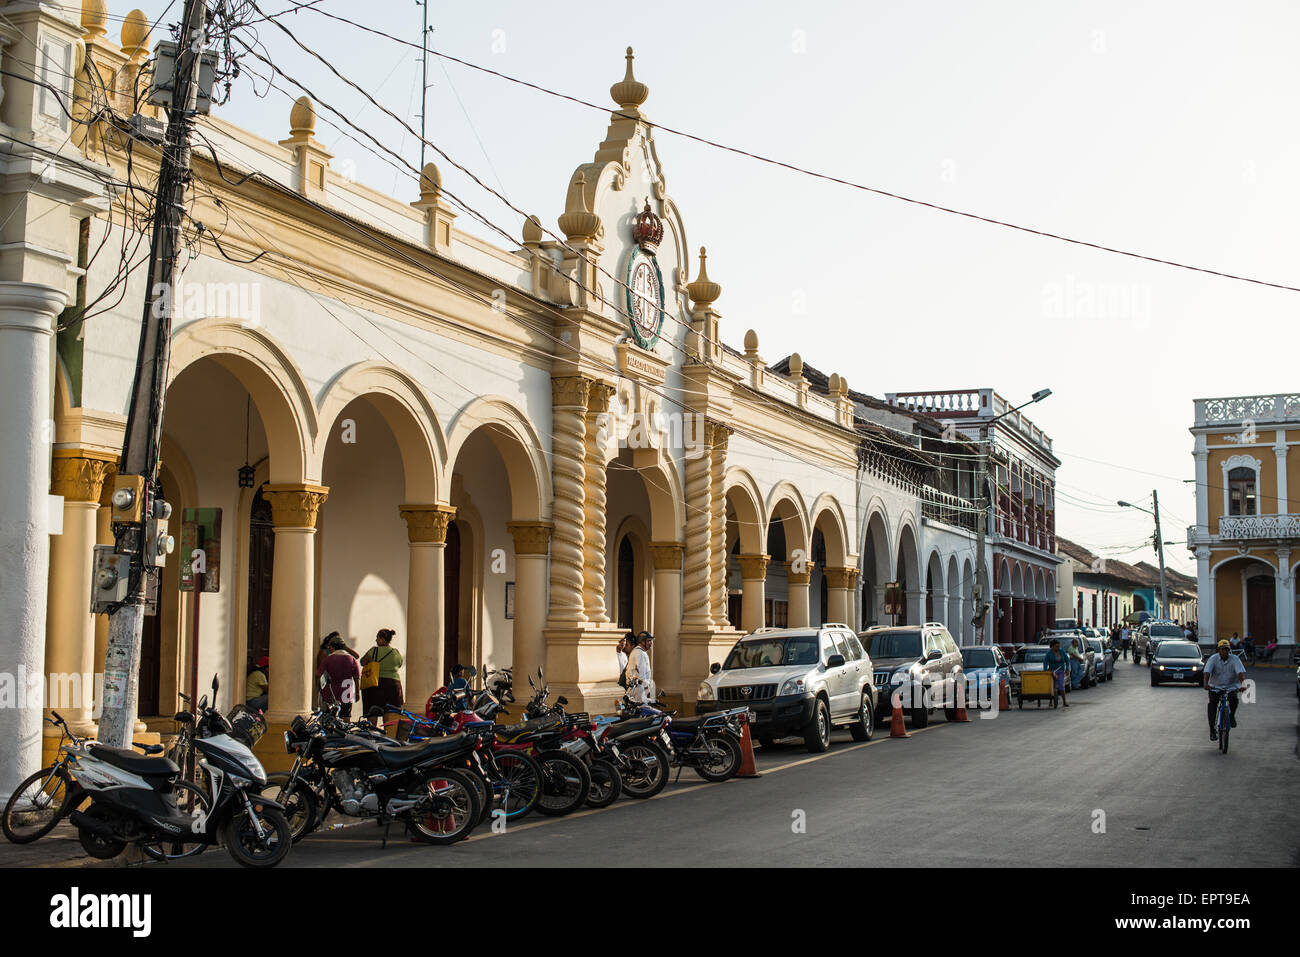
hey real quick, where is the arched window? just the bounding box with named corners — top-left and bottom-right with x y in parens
top-left (1228, 467), bottom-right (1256, 516)
top-left (616, 536), bottom-right (635, 629)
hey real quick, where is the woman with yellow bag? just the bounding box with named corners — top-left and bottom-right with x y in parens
top-left (359, 628), bottom-right (403, 733)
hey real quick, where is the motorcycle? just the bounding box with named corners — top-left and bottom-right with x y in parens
top-left (618, 695), bottom-right (750, 783)
top-left (68, 675), bottom-right (292, 868)
top-left (517, 686), bottom-right (623, 808)
top-left (273, 704), bottom-right (484, 846)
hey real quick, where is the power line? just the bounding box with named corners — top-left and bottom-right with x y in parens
top-left (278, 3), bottom-right (1300, 296)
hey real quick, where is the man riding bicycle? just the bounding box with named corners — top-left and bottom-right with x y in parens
top-left (1203, 639), bottom-right (1246, 741)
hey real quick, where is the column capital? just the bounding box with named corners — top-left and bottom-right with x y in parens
top-left (785, 560), bottom-right (814, 585)
top-left (708, 420), bottom-right (733, 452)
top-left (825, 566), bottom-right (859, 589)
top-left (738, 552), bottom-right (770, 580)
top-left (508, 520), bottom-right (554, 555)
top-left (49, 448), bottom-right (118, 503)
top-left (551, 374), bottom-right (592, 410)
top-left (400, 503), bottom-right (456, 543)
top-left (586, 381), bottom-right (617, 417)
top-left (649, 541), bottom-right (684, 570)
top-left (263, 483), bottom-right (329, 529)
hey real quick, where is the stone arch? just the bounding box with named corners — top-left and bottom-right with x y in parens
top-left (611, 514), bottom-right (652, 632)
top-left (766, 482), bottom-right (810, 561)
top-left (625, 451), bottom-right (684, 542)
top-left (1011, 562), bottom-right (1024, 599)
top-left (926, 549), bottom-right (945, 623)
top-left (810, 493), bottom-right (850, 568)
top-left (723, 467), bottom-right (764, 555)
top-left (859, 504), bottom-right (892, 628)
top-left (168, 318), bottom-right (316, 483)
top-left (315, 361), bottom-right (447, 503)
top-left (947, 555), bottom-right (961, 633)
top-left (896, 520), bottom-right (921, 623)
top-left (445, 396), bottom-right (551, 520)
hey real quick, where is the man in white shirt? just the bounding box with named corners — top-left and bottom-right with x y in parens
top-left (626, 633), bottom-right (655, 704)
top-left (1203, 639), bottom-right (1246, 741)
top-left (1119, 625), bottom-right (1131, 660)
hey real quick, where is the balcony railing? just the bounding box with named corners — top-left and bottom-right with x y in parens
top-left (1195, 393), bottom-right (1300, 427)
top-left (921, 487), bottom-right (978, 532)
top-left (1216, 513), bottom-right (1300, 540)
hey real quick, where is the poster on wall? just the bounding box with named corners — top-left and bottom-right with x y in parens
top-left (180, 507), bottom-right (222, 592)
top-left (505, 582), bottom-right (515, 620)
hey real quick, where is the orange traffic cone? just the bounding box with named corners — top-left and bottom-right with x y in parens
top-left (889, 692), bottom-right (910, 738)
top-left (998, 680), bottom-right (1011, 712)
top-left (736, 716), bottom-right (761, 778)
top-left (952, 680), bottom-right (972, 722)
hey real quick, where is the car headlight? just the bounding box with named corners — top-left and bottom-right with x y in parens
top-left (1158, 666), bottom-right (1165, 671)
top-left (780, 677), bottom-right (806, 696)
top-left (698, 681), bottom-right (715, 701)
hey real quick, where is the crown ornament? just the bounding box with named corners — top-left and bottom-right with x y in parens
top-left (632, 199), bottom-right (663, 254)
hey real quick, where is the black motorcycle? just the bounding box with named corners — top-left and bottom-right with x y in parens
top-left (273, 706), bottom-right (483, 846)
top-left (618, 695), bottom-right (749, 783)
top-left (68, 675), bottom-right (291, 867)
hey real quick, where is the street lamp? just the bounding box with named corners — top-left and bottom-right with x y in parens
top-left (973, 387), bottom-right (1053, 644)
top-left (1118, 495), bottom-right (1169, 620)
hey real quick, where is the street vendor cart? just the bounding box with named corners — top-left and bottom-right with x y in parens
top-left (1017, 669), bottom-right (1057, 708)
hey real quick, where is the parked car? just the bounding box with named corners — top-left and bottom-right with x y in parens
top-left (1085, 637), bottom-right (1113, 682)
top-left (697, 626), bottom-right (877, 753)
top-left (1053, 618), bottom-right (1081, 631)
top-left (1037, 633), bottom-right (1096, 689)
top-left (960, 645), bottom-right (1011, 707)
top-left (1136, 621), bottom-right (1185, 665)
top-left (1150, 640), bottom-right (1205, 686)
top-left (861, 623), bottom-right (964, 729)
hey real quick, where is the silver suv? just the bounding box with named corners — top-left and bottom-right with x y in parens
top-left (861, 622), bottom-right (965, 728)
top-left (696, 625), bottom-right (878, 753)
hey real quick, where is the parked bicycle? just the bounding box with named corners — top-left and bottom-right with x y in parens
top-left (2, 712), bottom-right (90, 844)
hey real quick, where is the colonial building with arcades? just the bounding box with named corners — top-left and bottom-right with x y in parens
top-left (2, 1), bottom-right (1003, 785)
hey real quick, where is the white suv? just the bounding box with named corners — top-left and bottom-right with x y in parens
top-left (695, 625), bottom-right (878, 753)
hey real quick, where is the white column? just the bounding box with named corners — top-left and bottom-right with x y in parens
top-left (1195, 546), bottom-right (1214, 641)
top-left (1274, 432), bottom-right (1288, 515)
top-left (1276, 549), bottom-right (1293, 645)
top-left (401, 505), bottom-right (455, 711)
top-left (1240, 570), bottom-right (1249, 637)
top-left (650, 543), bottom-right (684, 696)
top-left (508, 521), bottom-right (553, 690)
top-left (1193, 438), bottom-right (1210, 532)
top-left (739, 554), bottom-right (769, 634)
top-left (0, 282), bottom-right (66, 800)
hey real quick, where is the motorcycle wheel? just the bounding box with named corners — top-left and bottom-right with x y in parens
top-left (222, 803), bottom-right (292, 868)
top-left (77, 803), bottom-right (126, 859)
top-left (491, 751), bottom-right (542, 820)
top-left (141, 780), bottom-right (211, 861)
top-left (3, 766), bottom-right (77, 844)
top-left (408, 767), bottom-right (481, 845)
top-left (583, 757), bottom-right (623, 808)
top-left (618, 741), bottom-right (669, 799)
top-left (258, 773), bottom-right (318, 844)
top-left (534, 750), bottom-right (591, 816)
top-left (693, 734), bottom-right (743, 783)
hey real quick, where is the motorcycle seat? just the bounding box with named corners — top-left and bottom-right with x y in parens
top-left (495, 716), bottom-right (559, 740)
top-left (608, 717), bottom-right (660, 738)
top-left (88, 743), bottom-right (180, 778)
top-left (375, 733), bottom-right (471, 769)
top-left (666, 716), bottom-right (704, 733)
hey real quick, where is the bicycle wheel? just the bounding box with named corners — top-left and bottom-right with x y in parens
top-left (1219, 716), bottom-right (1229, 754)
top-left (3, 766), bottom-right (77, 844)
top-left (141, 780), bottom-right (211, 861)
top-left (491, 751), bottom-right (541, 820)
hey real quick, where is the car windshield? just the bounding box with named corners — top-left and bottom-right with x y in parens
top-left (961, 648), bottom-right (995, 669)
top-left (868, 630), bottom-right (923, 659)
top-left (1149, 625), bottom-right (1183, 637)
top-left (1160, 644), bottom-right (1202, 659)
top-left (1086, 639), bottom-right (1104, 652)
top-left (723, 636), bottom-right (819, 669)
top-left (1015, 647), bottom-right (1050, 663)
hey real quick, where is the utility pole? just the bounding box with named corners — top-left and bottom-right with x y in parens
top-left (98, 0), bottom-right (208, 747)
top-left (973, 426), bottom-right (991, 645)
top-left (1152, 489), bottom-right (1168, 619)
top-left (419, 0), bottom-right (429, 171)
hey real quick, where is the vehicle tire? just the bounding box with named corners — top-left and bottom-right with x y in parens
top-left (491, 750), bottom-right (542, 820)
top-left (75, 802), bottom-right (125, 859)
top-left (584, 758), bottom-right (622, 808)
top-left (619, 741), bottom-right (669, 798)
top-left (693, 734), bottom-right (743, 782)
top-left (1219, 725), bottom-right (1229, 754)
top-left (460, 765), bottom-right (492, 826)
top-left (534, 750), bottom-right (591, 816)
top-left (408, 767), bottom-right (481, 845)
top-left (849, 693), bottom-right (874, 741)
top-left (258, 773), bottom-right (317, 843)
top-left (3, 766), bottom-right (78, 844)
top-left (221, 801), bottom-right (291, 867)
top-left (910, 705), bottom-right (929, 729)
top-left (141, 780), bottom-right (212, 861)
top-left (803, 698), bottom-right (832, 753)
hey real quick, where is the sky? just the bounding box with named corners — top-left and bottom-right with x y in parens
top-left (124, 0), bottom-right (1300, 575)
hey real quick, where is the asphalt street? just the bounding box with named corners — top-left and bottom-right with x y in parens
top-left (11, 664), bottom-right (1299, 868)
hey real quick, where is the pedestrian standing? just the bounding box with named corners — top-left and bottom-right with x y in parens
top-left (625, 633), bottom-right (655, 704)
top-left (245, 656), bottom-right (269, 713)
top-left (616, 634), bottom-right (631, 690)
top-left (1043, 638), bottom-right (1072, 707)
top-left (318, 634), bottom-right (362, 718)
top-left (360, 628), bottom-right (404, 733)
top-left (1119, 624), bottom-right (1131, 660)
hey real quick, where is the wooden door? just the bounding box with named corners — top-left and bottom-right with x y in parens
top-left (444, 522), bottom-right (461, 675)
top-left (246, 487), bottom-right (275, 669)
top-left (1246, 576), bottom-right (1276, 643)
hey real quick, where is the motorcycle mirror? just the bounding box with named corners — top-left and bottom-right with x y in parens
top-left (528, 674), bottom-right (535, 689)
top-left (537, 667), bottom-right (543, 680)
top-left (556, 695), bottom-right (568, 706)
top-left (211, 673), bottom-right (219, 694)
top-left (465, 665), bottom-right (478, 677)
top-left (709, 662), bottom-right (721, 675)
